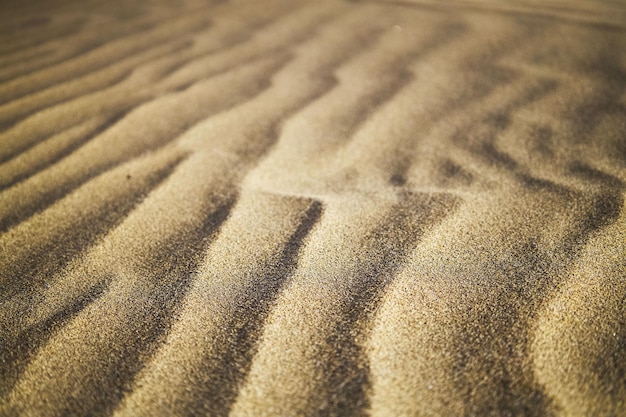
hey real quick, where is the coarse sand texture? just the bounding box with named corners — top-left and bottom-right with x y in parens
top-left (0, 0), bottom-right (625, 416)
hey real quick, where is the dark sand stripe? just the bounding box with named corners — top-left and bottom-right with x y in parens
top-left (0, 149), bottom-right (186, 398)
top-left (0, 53), bottom-right (289, 232)
top-left (114, 193), bottom-right (322, 417)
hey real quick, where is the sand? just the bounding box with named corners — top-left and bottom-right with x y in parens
top-left (0, 0), bottom-right (625, 416)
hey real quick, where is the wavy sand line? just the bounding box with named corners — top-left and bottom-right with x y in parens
top-left (113, 192), bottom-right (321, 417)
top-left (0, 11), bottom-right (212, 106)
top-left (0, 53), bottom-right (288, 231)
top-left (0, 148), bottom-right (186, 398)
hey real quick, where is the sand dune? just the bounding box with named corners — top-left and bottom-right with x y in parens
top-left (0, 0), bottom-right (625, 416)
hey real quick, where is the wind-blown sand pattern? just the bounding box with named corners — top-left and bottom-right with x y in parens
top-left (0, 0), bottom-right (625, 415)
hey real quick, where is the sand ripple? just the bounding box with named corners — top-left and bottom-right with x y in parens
top-left (1, 0), bottom-right (625, 416)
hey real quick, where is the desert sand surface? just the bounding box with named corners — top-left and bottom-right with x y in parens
top-left (0, 0), bottom-right (625, 416)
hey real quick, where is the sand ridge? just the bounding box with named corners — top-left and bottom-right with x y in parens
top-left (0, 0), bottom-right (625, 416)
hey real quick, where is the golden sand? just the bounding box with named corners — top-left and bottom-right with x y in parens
top-left (0, 0), bottom-right (625, 416)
